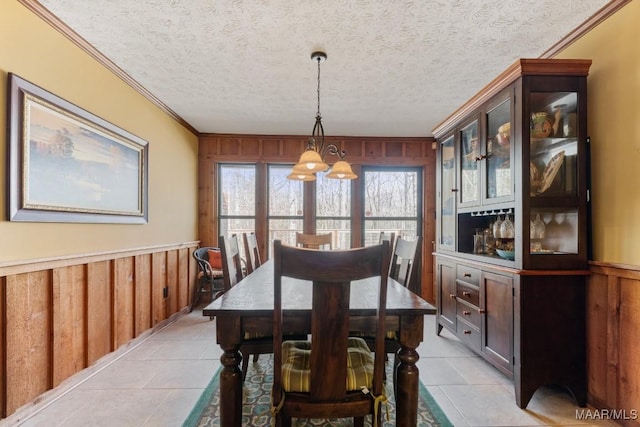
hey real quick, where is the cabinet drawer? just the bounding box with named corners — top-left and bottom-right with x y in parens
top-left (456, 300), bottom-right (481, 328)
top-left (456, 282), bottom-right (480, 307)
top-left (456, 265), bottom-right (480, 287)
top-left (456, 319), bottom-right (481, 351)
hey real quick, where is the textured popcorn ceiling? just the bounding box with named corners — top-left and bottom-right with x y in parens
top-left (38, 0), bottom-right (610, 137)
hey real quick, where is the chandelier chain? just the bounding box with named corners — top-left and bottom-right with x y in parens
top-left (316, 56), bottom-right (321, 118)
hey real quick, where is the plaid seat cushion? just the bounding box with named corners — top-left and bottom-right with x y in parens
top-left (281, 337), bottom-right (374, 393)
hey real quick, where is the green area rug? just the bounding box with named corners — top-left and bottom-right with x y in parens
top-left (183, 355), bottom-right (452, 427)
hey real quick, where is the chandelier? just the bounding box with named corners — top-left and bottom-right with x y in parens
top-left (287, 51), bottom-right (357, 181)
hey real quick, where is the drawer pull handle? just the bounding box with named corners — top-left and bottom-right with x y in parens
top-left (463, 273), bottom-right (471, 277)
top-left (463, 310), bottom-right (471, 315)
top-left (478, 309), bottom-right (486, 314)
top-left (449, 293), bottom-right (456, 299)
top-left (463, 330), bottom-right (472, 335)
top-left (462, 291), bottom-right (471, 297)
top-left (451, 188), bottom-right (458, 192)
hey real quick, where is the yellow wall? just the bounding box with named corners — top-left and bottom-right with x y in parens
top-left (0, 2), bottom-right (199, 262)
top-left (557, 1), bottom-right (640, 265)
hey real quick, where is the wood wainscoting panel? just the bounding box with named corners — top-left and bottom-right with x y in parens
top-left (619, 278), bottom-right (640, 420)
top-left (151, 251), bottom-right (167, 326)
top-left (87, 261), bottom-right (112, 366)
top-left (178, 248), bottom-right (190, 310)
top-left (166, 250), bottom-right (178, 316)
top-left (588, 262), bottom-right (640, 426)
top-left (1, 277), bottom-right (5, 418)
top-left (113, 257), bottom-right (135, 349)
top-left (52, 265), bottom-right (87, 387)
top-left (4, 271), bottom-right (52, 415)
top-left (0, 242), bottom-right (198, 420)
top-left (586, 271), bottom-right (609, 407)
top-left (134, 254), bottom-right (152, 336)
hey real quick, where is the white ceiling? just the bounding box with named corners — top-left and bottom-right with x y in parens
top-left (36, 0), bottom-right (611, 137)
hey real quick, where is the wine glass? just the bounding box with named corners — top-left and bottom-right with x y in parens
top-left (493, 216), bottom-right (503, 239)
top-left (531, 213), bottom-right (546, 239)
top-left (500, 214), bottom-right (515, 239)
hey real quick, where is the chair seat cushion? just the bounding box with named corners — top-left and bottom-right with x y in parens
top-left (207, 249), bottom-right (223, 269)
top-left (351, 330), bottom-right (398, 340)
top-left (281, 337), bottom-right (374, 393)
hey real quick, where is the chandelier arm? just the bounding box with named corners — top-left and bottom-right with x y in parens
top-left (322, 144), bottom-right (346, 160)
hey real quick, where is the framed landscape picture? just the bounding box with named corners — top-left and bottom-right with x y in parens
top-left (6, 73), bottom-right (148, 223)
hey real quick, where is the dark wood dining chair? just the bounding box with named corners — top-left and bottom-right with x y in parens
top-left (219, 234), bottom-right (244, 291)
top-left (391, 236), bottom-right (422, 295)
top-left (378, 231), bottom-right (396, 253)
top-left (295, 232), bottom-right (332, 249)
top-left (271, 240), bottom-right (392, 427)
top-left (220, 234), bottom-right (272, 380)
top-left (356, 236), bottom-right (422, 387)
top-left (242, 232), bottom-right (262, 274)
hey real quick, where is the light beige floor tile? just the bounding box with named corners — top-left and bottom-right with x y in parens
top-left (21, 389), bottom-right (170, 427)
top-left (439, 384), bottom-right (546, 426)
top-left (142, 339), bottom-right (212, 360)
top-left (417, 357), bottom-right (469, 386)
top-left (78, 360), bottom-right (161, 389)
top-left (145, 389), bottom-right (204, 426)
top-left (142, 360), bottom-right (218, 389)
top-left (120, 339), bottom-right (166, 361)
top-left (426, 385), bottom-right (470, 426)
top-left (523, 385), bottom-right (618, 426)
top-left (151, 313), bottom-right (216, 341)
top-left (445, 354), bottom-right (513, 386)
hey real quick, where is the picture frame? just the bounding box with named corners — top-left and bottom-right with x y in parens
top-left (6, 73), bottom-right (149, 224)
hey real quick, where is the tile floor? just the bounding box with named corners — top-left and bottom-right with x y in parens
top-left (4, 310), bottom-right (616, 427)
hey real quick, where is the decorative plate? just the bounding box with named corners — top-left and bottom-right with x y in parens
top-left (537, 151), bottom-right (565, 194)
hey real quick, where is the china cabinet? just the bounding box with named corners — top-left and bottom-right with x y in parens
top-left (434, 59), bottom-right (591, 408)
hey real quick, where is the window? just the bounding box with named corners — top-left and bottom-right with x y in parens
top-left (218, 164), bottom-right (256, 245)
top-left (217, 163), bottom-right (423, 255)
top-left (267, 164), bottom-right (304, 249)
top-left (316, 170), bottom-right (351, 249)
top-left (362, 167), bottom-right (422, 246)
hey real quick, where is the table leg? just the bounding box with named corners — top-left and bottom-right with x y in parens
top-left (396, 314), bottom-right (424, 427)
top-left (219, 345), bottom-right (242, 427)
top-left (395, 346), bottom-right (420, 427)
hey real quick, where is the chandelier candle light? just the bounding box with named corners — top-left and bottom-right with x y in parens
top-left (287, 51), bottom-right (357, 181)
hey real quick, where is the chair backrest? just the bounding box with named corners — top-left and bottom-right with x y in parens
top-left (272, 240), bottom-right (391, 403)
top-left (193, 246), bottom-right (220, 278)
top-left (219, 234), bottom-right (244, 291)
top-left (378, 231), bottom-right (396, 251)
top-left (242, 232), bottom-right (262, 274)
top-left (295, 232), bottom-right (332, 249)
top-left (391, 236), bottom-right (422, 294)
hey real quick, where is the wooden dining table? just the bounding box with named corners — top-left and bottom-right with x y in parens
top-left (203, 259), bottom-right (436, 427)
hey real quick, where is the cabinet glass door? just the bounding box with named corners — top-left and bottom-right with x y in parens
top-left (440, 136), bottom-right (455, 250)
top-left (486, 100), bottom-right (512, 200)
top-left (529, 91), bottom-right (579, 256)
top-left (459, 120), bottom-right (479, 205)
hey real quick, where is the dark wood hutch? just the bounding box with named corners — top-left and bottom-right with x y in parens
top-left (433, 58), bottom-right (591, 408)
